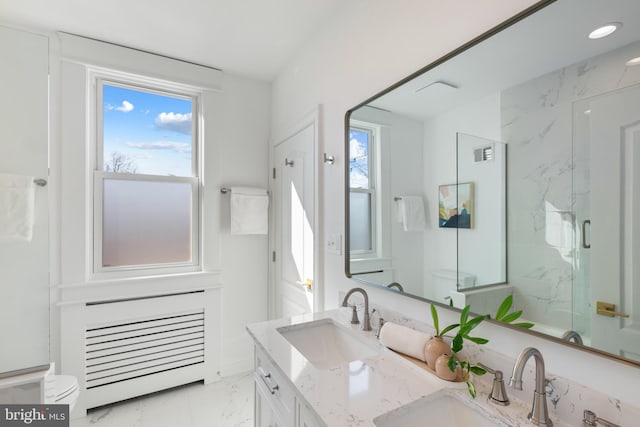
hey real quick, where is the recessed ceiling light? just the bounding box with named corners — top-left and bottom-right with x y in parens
top-left (626, 57), bottom-right (640, 67)
top-left (588, 22), bottom-right (622, 39)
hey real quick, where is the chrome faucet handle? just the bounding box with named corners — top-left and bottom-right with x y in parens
top-left (478, 363), bottom-right (510, 406)
top-left (582, 410), bottom-right (621, 427)
top-left (349, 304), bottom-right (360, 325)
top-left (375, 317), bottom-right (385, 339)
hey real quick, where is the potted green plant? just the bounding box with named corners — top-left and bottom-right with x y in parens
top-left (423, 303), bottom-right (460, 368)
top-left (442, 305), bottom-right (489, 398)
top-left (429, 295), bottom-right (534, 398)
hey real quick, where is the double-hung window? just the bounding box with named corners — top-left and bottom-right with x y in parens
top-left (349, 123), bottom-right (378, 257)
top-left (94, 76), bottom-right (200, 274)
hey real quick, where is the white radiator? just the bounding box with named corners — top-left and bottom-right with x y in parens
top-left (85, 310), bottom-right (205, 389)
top-left (61, 289), bottom-right (221, 415)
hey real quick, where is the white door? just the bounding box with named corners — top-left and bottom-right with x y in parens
top-left (589, 84), bottom-right (640, 360)
top-left (0, 26), bottom-right (50, 374)
top-left (273, 116), bottom-right (318, 319)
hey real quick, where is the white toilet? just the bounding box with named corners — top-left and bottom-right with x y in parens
top-left (429, 269), bottom-right (477, 303)
top-left (45, 365), bottom-right (80, 410)
top-left (52, 375), bottom-right (79, 409)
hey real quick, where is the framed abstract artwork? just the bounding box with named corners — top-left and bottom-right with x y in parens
top-left (438, 182), bottom-right (474, 229)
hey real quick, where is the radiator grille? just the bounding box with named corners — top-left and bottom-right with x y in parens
top-left (85, 311), bottom-right (205, 389)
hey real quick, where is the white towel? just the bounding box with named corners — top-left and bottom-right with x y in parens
top-left (0, 173), bottom-right (36, 241)
top-left (398, 196), bottom-right (426, 231)
top-left (378, 322), bottom-right (430, 362)
top-left (230, 186), bottom-right (269, 235)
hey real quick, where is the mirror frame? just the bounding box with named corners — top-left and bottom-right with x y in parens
top-left (343, 0), bottom-right (640, 369)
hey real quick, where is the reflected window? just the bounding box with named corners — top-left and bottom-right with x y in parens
top-left (349, 124), bottom-right (377, 255)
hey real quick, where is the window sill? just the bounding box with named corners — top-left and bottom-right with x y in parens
top-left (57, 270), bottom-right (222, 305)
top-left (349, 257), bottom-right (393, 274)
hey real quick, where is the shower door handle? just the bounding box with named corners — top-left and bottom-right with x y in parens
top-left (582, 219), bottom-right (591, 249)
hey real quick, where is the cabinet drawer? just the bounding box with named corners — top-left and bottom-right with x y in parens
top-left (254, 346), bottom-right (295, 419)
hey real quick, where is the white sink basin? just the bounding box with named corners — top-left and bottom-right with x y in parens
top-left (373, 391), bottom-right (509, 427)
top-left (277, 319), bottom-right (380, 369)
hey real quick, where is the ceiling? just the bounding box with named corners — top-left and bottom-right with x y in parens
top-left (0, 0), bottom-right (345, 81)
top-left (367, 0), bottom-right (640, 120)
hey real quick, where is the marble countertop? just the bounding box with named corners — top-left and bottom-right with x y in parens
top-left (246, 308), bottom-right (571, 427)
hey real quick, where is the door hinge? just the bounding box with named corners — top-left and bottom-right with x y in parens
top-left (272, 167), bottom-right (276, 179)
top-left (272, 251), bottom-right (276, 262)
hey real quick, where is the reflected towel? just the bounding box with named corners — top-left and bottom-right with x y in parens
top-left (397, 196), bottom-right (426, 231)
top-left (0, 173), bottom-right (36, 241)
top-left (230, 186), bottom-right (269, 235)
top-left (378, 322), bottom-right (430, 362)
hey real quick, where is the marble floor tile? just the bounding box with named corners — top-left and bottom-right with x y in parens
top-left (71, 371), bottom-right (254, 427)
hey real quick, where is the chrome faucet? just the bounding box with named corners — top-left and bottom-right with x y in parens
top-left (509, 347), bottom-right (553, 426)
top-left (386, 282), bottom-right (404, 292)
top-left (561, 330), bottom-right (584, 345)
top-left (341, 287), bottom-right (372, 331)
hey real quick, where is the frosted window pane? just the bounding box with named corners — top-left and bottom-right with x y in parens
top-left (349, 192), bottom-right (372, 252)
top-left (103, 179), bottom-right (192, 267)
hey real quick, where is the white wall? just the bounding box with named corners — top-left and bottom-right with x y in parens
top-left (45, 33), bottom-right (270, 379)
top-left (422, 92), bottom-right (503, 297)
top-left (271, 0), bottom-right (640, 405)
top-left (216, 73), bottom-right (271, 374)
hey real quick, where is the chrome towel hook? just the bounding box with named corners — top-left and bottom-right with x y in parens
top-left (323, 153), bottom-right (335, 164)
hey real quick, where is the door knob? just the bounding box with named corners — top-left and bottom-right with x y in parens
top-left (596, 301), bottom-right (629, 318)
top-left (295, 278), bottom-right (313, 291)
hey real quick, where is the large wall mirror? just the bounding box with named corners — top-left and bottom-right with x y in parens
top-left (345, 0), bottom-right (640, 366)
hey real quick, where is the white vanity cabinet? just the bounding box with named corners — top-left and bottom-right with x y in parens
top-left (295, 400), bottom-right (323, 427)
top-left (254, 346), bottom-right (326, 427)
top-left (254, 346), bottom-right (295, 427)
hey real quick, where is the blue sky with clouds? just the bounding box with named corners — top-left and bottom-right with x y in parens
top-left (103, 84), bottom-right (193, 176)
top-left (349, 128), bottom-right (369, 188)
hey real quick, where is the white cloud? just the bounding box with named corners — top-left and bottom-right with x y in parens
top-left (350, 138), bottom-right (367, 160)
top-left (126, 141), bottom-right (192, 153)
top-left (105, 100), bottom-right (135, 113)
top-left (155, 112), bottom-right (192, 134)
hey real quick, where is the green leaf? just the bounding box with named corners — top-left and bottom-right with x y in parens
top-left (500, 310), bottom-right (523, 324)
top-left (513, 322), bottom-right (535, 329)
top-left (448, 298), bottom-right (454, 307)
top-left (460, 305), bottom-right (470, 327)
top-left (464, 336), bottom-right (489, 345)
top-left (469, 365), bottom-right (487, 376)
top-left (447, 355), bottom-right (457, 372)
top-left (430, 304), bottom-right (439, 336)
top-left (451, 334), bottom-right (464, 353)
top-left (460, 315), bottom-right (486, 335)
top-left (440, 323), bottom-right (460, 336)
top-left (466, 381), bottom-right (477, 399)
top-left (495, 295), bottom-right (513, 320)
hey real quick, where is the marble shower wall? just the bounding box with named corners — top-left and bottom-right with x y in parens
top-left (501, 40), bottom-right (640, 337)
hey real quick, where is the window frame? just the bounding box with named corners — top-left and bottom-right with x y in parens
top-left (349, 121), bottom-right (381, 259)
top-left (91, 71), bottom-right (203, 278)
